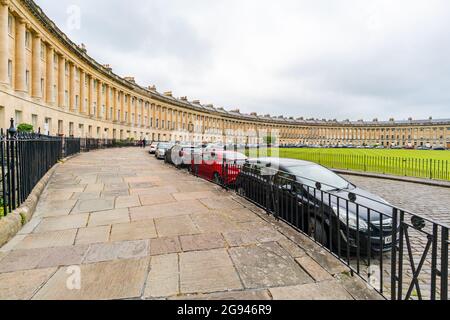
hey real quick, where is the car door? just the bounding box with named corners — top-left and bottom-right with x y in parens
top-left (197, 152), bottom-right (210, 178)
top-left (272, 171), bottom-right (297, 223)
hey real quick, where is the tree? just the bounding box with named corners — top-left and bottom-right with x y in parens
top-left (17, 123), bottom-right (34, 133)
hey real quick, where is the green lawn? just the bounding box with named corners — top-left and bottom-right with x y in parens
top-left (245, 148), bottom-right (450, 181)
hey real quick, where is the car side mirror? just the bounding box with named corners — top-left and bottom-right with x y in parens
top-left (348, 192), bottom-right (357, 202)
top-left (315, 182), bottom-right (322, 190)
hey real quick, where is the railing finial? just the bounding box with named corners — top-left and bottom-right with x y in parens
top-left (8, 118), bottom-right (17, 138)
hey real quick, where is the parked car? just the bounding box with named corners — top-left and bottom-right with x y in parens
top-left (155, 142), bottom-right (174, 160)
top-left (191, 150), bottom-right (247, 185)
top-left (235, 158), bottom-right (396, 254)
top-left (168, 144), bottom-right (202, 168)
top-left (433, 146), bottom-right (446, 151)
top-left (149, 142), bottom-right (159, 154)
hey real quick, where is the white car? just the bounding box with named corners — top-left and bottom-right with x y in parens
top-left (149, 142), bottom-right (159, 154)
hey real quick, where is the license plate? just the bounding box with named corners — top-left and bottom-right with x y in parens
top-left (384, 236), bottom-right (392, 244)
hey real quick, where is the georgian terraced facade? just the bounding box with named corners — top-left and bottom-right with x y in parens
top-left (0, 0), bottom-right (449, 147)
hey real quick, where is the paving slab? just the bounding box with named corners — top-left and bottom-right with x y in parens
top-left (33, 258), bottom-right (149, 300)
top-left (115, 195), bottom-right (141, 209)
top-left (15, 230), bottom-right (77, 250)
top-left (179, 249), bottom-right (243, 294)
top-left (143, 254), bottom-right (179, 298)
top-left (130, 186), bottom-right (178, 196)
top-left (180, 233), bottom-right (227, 252)
top-left (75, 226), bottom-right (111, 245)
top-left (149, 236), bottom-right (182, 256)
top-left (88, 208), bottom-right (130, 227)
top-left (269, 280), bottom-right (354, 300)
top-left (223, 227), bottom-right (284, 247)
top-left (199, 197), bottom-right (244, 210)
top-left (172, 290), bottom-right (272, 300)
top-left (130, 200), bottom-right (208, 221)
top-left (191, 212), bottom-right (241, 234)
top-left (110, 220), bottom-right (157, 242)
top-left (295, 256), bottom-right (334, 282)
top-left (83, 240), bottom-right (149, 263)
top-left (229, 242), bottom-right (313, 289)
top-left (0, 268), bottom-right (57, 300)
top-left (72, 199), bottom-right (115, 214)
top-left (155, 215), bottom-right (200, 238)
top-left (34, 214), bottom-right (89, 233)
top-left (172, 191), bottom-right (218, 201)
top-left (71, 192), bottom-right (101, 200)
top-left (139, 193), bottom-right (177, 206)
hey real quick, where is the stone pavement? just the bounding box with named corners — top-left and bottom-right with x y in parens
top-left (0, 148), bottom-right (379, 300)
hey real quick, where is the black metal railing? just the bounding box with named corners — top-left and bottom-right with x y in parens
top-left (0, 122), bottom-right (63, 217)
top-left (63, 137), bottom-right (81, 157)
top-left (182, 145), bottom-right (449, 300)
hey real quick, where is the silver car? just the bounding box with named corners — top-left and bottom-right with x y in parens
top-left (155, 142), bottom-right (174, 160)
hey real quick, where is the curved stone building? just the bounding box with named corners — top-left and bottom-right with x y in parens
top-left (0, 0), bottom-right (449, 148)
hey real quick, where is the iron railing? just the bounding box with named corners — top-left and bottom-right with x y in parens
top-left (0, 122), bottom-right (63, 217)
top-left (63, 137), bottom-right (82, 158)
top-left (183, 145), bottom-right (449, 300)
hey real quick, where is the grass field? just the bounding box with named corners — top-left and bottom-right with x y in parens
top-left (245, 148), bottom-right (450, 181)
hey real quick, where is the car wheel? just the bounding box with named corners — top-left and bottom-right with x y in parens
top-left (308, 218), bottom-right (328, 247)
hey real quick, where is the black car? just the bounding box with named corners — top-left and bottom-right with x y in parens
top-left (235, 157), bottom-right (396, 254)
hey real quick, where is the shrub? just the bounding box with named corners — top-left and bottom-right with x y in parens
top-left (17, 123), bottom-right (34, 133)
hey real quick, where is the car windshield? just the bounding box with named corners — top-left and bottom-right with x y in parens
top-left (158, 143), bottom-right (172, 149)
top-left (287, 164), bottom-right (350, 191)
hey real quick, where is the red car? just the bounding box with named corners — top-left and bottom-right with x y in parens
top-left (191, 151), bottom-right (247, 185)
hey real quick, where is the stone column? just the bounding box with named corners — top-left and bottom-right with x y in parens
top-left (88, 76), bottom-right (94, 116)
top-left (105, 84), bottom-right (110, 120)
top-left (0, 0), bottom-right (9, 85)
top-left (31, 33), bottom-right (41, 98)
top-left (141, 101), bottom-right (145, 127)
top-left (15, 17), bottom-right (26, 92)
top-left (134, 99), bottom-right (138, 125)
top-left (79, 69), bottom-right (86, 114)
top-left (112, 88), bottom-right (118, 122)
top-left (127, 94), bottom-right (132, 124)
top-left (46, 45), bottom-right (54, 104)
top-left (97, 80), bottom-right (103, 119)
top-left (58, 54), bottom-right (66, 108)
top-left (120, 91), bottom-right (125, 122)
top-left (69, 62), bottom-right (76, 112)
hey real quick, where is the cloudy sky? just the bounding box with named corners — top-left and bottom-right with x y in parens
top-left (35, 0), bottom-right (450, 121)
